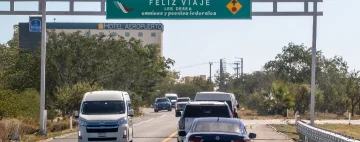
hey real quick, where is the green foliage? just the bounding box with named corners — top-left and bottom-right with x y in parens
top-left (172, 83), bottom-right (202, 99)
top-left (55, 82), bottom-right (103, 115)
top-left (209, 43), bottom-right (360, 116)
top-left (0, 89), bottom-right (40, 119)
top-left (0, 29), bottom-right (174, 120)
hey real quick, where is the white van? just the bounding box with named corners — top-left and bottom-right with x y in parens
top-left (194, 92), bottom-right (239, 118)
top-left (75, 90), bottom-right (134, 142)
top-left (165, 93), bottom-right (178, 108)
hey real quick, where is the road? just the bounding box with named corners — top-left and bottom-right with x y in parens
top-left (51, 108), bottom-right (330, 142)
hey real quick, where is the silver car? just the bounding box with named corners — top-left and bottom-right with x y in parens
top-left (178, 117), bottom-right (256, 142)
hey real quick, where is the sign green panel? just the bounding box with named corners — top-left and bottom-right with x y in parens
top-left (106, 0), bottom-right (252, 19)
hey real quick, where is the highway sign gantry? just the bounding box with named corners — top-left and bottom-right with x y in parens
top-left (106, 0), bottom-right (252, 19)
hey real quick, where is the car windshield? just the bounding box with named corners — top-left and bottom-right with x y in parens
top-left (177, 98), bottom-right (190, 102)
top-left (81, 101), bottom-right (125, 115)
top-left (166, 96), bottom-right (178, 100)
top-left (183, 105), bottom-right (231, 117)
top-left (156, 98), bottom-right (169, 103)
top-left (193, 121), bottom-right (241, 133)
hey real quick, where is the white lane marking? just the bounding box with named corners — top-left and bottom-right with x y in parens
top-left (134, 114), bottom-right (166, 126)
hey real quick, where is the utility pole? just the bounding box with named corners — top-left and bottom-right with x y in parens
top-left (240, 58), bottom-right (243, 79)
top-left (235, 57), bottom-right (244, 80)
top-left (220, 59), bottom-right (223, 90)
top-left (234, 62), bottom-right (240, 78)
top-left (209, 62), bottom-right (213, 82)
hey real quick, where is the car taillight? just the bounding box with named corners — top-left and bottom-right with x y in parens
top-left (188, 137), bottom-right (201, 142)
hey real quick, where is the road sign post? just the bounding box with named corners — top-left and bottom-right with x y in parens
top-left (106, 0), bottom-right (252, 19)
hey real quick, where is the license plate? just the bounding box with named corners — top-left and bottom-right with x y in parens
top-left (98, 133), bottom-right (106, 137)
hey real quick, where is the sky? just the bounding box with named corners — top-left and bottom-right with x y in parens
top-left (0, 0), bottom-right (359, 79)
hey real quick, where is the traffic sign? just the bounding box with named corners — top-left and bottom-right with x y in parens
top-left (29, 17), bottom-right (41, 32)
top-left (106, 0), bottom-right (252, 19)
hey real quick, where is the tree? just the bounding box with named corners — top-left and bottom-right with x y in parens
top-left (345, 70), bottom-right (360, 116)
top-left (55, 82), bottom-right (103, 115)
top-left (270, 81), bottom-right (295, 115)
top-left (0, 30), bottom-right (175, 116)
top-left (264, 43), bottom-right (324, 83)
top-left (7, 25), bottom-right (19, 48)
top-left (214, 70), bottom-right (233, 92)
top-left (172, 83), bottom-right (201, 99)
top-left (191, 76), bottom-right (214, 91)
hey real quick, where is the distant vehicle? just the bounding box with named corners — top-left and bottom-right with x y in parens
top-left (178, 117), bottom-right (256, 142)
top-left (194, 92), bottom-right (239, 118)
top-left (177, 101), bottom-right (233, 142)
top-left (165, 93), bottom-right (178, 108)
top-left (123, 92), bottom-right (131, 108)
top-left (175, 97), bottom-right (191, 116)
top-left (75, 90), bottom-right (134, 142)
top-left (154, 97), bottom-right (172, 112)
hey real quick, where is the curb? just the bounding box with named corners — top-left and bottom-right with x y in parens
top-left (37, 131), bottom-right (77, 142)
top-left (267, 124), bottom-right (295, 142)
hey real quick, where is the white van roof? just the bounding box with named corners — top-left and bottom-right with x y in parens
top-left (83, 90), bottom-right (126, 101)
top-left (195, 92), bottom-right (232, 101)
top-left (165, 93), bottom-right (178, 97)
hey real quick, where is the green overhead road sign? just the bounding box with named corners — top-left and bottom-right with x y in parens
top-left (106, 0), bottom-right (252, 19)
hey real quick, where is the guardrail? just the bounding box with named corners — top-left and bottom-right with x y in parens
top-left (296, 120), bottom-right (360, 142)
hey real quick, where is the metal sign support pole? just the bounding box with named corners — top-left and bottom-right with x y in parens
top-left (310, 0), bottom-right (318, 126)
top-left (39, 0), bottom-right (47, 134)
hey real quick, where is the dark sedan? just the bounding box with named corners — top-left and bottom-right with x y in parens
top-left (154, 98), bottom-right (172, 112)
top-left (178, 117), bottom-right (256, 142)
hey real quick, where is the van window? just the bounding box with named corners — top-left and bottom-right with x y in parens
top-left (156, 98), bottom-right (170, 103)
top-left (177, 98), bottom-right (190, 102)
top-left (166, 96), bottom-right (178, 101)
top-left (81, 101), bottom-right (125, 115)
top-left (183, 105), bottom-right (231, 118)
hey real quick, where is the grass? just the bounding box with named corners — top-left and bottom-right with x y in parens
top-left (271, 124), bottom-right (300, 141)
top-left (238, 108), bottom-right (360, 120)
top-left (272, 124), bottom-right (360, 142)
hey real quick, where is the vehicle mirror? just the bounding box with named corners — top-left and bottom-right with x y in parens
top-left (128, 109), bottom-right (134, 117)
top-left (175, 111), bottom-right (182, 117)
top-left (178, 131), bottom-right (186, 136)
top-left (234, 112), bottom-right (239, 118)
top-left (236, 104), bottom-right (240, 108)
top-left (249, 133), bottom-right (256, 139)
top-left (74, 111), bottom-right (79, 118)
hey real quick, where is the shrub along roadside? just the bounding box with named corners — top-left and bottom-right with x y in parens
top-left (0, 118), bottom-right (78, 142)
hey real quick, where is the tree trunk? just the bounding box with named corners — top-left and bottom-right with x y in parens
top-left (351, 99), bottom-right (355, 117)
top-left (351, 103), bottom-right (355, 117)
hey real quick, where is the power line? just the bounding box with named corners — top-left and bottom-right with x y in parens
top-left (173, 62), bottom-right (208, 70)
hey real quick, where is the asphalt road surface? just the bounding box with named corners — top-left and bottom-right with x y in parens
top-left (49, 108), bottom-right (309, 142)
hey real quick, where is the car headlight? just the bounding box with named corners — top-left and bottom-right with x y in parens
top-left (78, 119), bottom-right (87, 126)
top-left (118, 117), bottom-right (127, 126)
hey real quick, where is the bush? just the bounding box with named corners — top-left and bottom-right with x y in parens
top-left (0, 89), bottom-right (40, 119)
top-left (55, 82), bottom-right (103, 116)
top-left (0, 119), bottom-right (25, 142)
